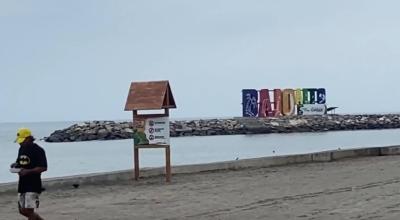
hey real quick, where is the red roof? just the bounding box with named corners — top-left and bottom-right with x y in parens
top-left (124, 80), bottom-right (176, 111)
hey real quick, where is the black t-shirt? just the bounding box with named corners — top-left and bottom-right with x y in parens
top-left (16, 143), bottom-right (47, 193)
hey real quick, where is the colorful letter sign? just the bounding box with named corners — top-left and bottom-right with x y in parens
top-left (242, 88), bottom-right (327, 117)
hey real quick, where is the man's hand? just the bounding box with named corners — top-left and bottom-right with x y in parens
top-left (10, 163), bottom-right (18, 168)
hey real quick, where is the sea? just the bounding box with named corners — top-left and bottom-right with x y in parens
top-left (1, 121), bottom-right (400, 183)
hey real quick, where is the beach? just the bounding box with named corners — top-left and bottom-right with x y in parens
top-left (3, 1), bottom-right (400, 219)
top-left (1, 155), bottom-right (400, 219)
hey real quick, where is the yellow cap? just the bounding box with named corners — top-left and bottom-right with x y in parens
top-left (15, 128), bottom-right (32, 144)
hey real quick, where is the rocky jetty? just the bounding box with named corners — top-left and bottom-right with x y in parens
top-left (44, 114), bottom-right (400, 142)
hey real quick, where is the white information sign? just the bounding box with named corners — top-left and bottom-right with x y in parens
top-left (144, 117), bottom-right (170, 145)
top-left (299, 104), bottom-right (327, 115)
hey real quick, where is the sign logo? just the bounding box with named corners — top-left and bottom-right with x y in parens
top-left (19, 155), bottom-right (31, 166)
top-left (148, 128), bottom-right (155, 134)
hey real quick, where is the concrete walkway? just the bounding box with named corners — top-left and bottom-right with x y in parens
top-left (1, 155), bottom-right (400, 219)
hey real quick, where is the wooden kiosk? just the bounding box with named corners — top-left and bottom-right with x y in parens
top-left (124, 80), bottom-right (176, 182)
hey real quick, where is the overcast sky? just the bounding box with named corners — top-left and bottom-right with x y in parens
top-left (1, 1), bottom-right (400, 122)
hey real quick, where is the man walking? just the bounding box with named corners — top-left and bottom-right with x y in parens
top-left (11, 128), bottom-right (47, 220)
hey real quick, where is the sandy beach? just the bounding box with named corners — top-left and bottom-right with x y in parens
top-left (1, 155), bottom-right (400, 220)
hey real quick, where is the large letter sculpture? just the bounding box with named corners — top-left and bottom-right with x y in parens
top-left (317, 88), bottom-right (326, 104)
top-left (273, 89), bottom-right (282, 117)
top-left (258, 89), bottom-right (272, 117)
top-left (282, 89), bottom-right (296, 116)
top-left (242, 89), bottom-right (258, 117)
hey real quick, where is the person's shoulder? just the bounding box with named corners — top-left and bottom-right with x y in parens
top-left (33, 143), bottom-right (46, 153)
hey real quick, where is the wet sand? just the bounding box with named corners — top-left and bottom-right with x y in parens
top-left (1, 155), bottom-right (400, 220)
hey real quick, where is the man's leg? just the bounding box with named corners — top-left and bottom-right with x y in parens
top-left (19, 207), bottom-right (29, 217)
top-left (18, 193), bottom-right (29, 218)
top-left (19, 208), bottom-right (44, 220)
top-left (19, 193), bottom-right (44, 220)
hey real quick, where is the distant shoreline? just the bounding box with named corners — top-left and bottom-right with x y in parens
top-left (44, 114), bottom-right (400, 143)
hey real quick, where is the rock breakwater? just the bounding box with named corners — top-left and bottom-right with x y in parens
top-left (44, 114), bottom-right (400, 142)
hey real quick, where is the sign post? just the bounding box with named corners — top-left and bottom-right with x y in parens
top-left (125, 81), bottom-right (176, 182)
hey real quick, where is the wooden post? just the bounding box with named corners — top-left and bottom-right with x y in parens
top-left (133, 110), bottom-right (139, 180)
top-left (165, 145), bottom-right (171, 183)
top-left (134, 147), bottom-right (139, 180)
top-left (165, 109), bottom-right (171, 182)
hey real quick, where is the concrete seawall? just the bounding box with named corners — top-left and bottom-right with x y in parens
top-left (1, 145), bottom-right (400, 194)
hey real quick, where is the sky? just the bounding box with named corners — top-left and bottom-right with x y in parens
top-left (1, 0), bottom-right (400, 123)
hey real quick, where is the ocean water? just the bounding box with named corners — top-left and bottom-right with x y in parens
top-left (1, 122), bottom-right (400, 183)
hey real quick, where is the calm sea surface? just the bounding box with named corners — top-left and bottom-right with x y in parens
top-left (1, 121), bottom-right (400, 183)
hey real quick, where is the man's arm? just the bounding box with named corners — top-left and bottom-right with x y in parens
top-left (11, 149), bottom-right (21, 168)
top-left (19, 167), bottom-right (47, 177)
